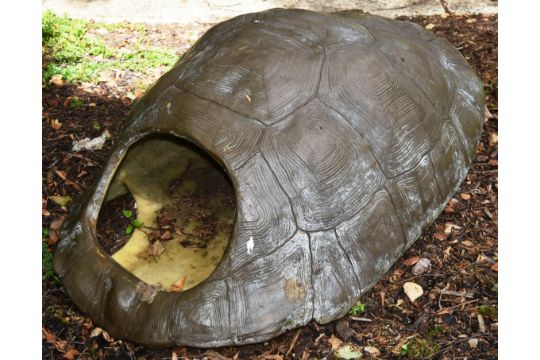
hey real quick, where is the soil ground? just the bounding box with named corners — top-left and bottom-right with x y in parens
top-left (42, 13), bottom-right (498, 360)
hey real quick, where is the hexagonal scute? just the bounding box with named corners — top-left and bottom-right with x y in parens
top-left (55, 8), bottom-right (484, 347)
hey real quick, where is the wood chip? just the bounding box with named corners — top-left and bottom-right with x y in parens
top-left (403, 282), bottom-right (423, 302)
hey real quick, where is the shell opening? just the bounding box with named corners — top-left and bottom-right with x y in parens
top-left (96, 134), bottom-right (235, 292)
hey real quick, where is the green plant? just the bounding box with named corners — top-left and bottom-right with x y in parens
top-left (401, 338), bottom-right (441, 359)
top-left (400, 344), bottom-right (409, 356)
top-left (123, 210), bottom-right (143, 234)
top-left (348, 301), bottom-right (366, 315)
top-left (479, 304), bottom-right (498, 318)
top-left (42, 11), bottom-right (177, 84)
top-left (70, 97), bottom-right (83, 109)
top-left (42, 242), bottom-right (60, 284)
top-left (426, 325), bottom-right (448, 339)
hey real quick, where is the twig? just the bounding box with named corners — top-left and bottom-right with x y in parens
top-left (434, 289), bottom-right (474, 298)
top-left (439, 0), bottom-right (453, 15)
top-left (286, 328), bottom-right (302, 357)
top-left (350, 316), bottom-right (372, 322)
top-left (436, 299), bottom-right (479, 315)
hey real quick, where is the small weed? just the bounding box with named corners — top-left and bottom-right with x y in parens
top-left (42, 11), bottom-right (177, 84)
top-left (349, 301), bottom-right (366, 316)
top-left (42, 227), bottom-right (50, 239)
top-left (400, 344), bottom-right (409, 356)
top-left (123, 209), bottom-right (143, 234)
top-left (479, 304), bottom-right (498, 318)
top-left (402, 338), bottom-right (441, 359)
top-left (70, 97), bottom-right (83, 109)
top-left (42, 242), bottom-right (60, 285)
top-left (426, 325), bottom-right (448, 339)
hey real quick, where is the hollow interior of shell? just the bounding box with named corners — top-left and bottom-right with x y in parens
top-left (96, 135), bottom-right (236, 291)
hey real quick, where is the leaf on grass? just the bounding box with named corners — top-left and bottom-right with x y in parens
top-left (403, 282), bottom-right (423, 302)
top-left (50, 74), bottom-right (64, 87)
top-left (170, 275), bottom-right (187, 292)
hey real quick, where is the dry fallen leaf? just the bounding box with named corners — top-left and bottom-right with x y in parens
top-left (461, 240), bottom-right (474, 247)
top-left (460, 193), bottom-right (471, 201)
top-left (170, 275), bottom-right (187, 292)
top-left (425, 23), bottom-right (435, 30)
top-left (403, 282), bottom-right (424, 302)
top-left (468, 338), bottom-right (479, 349)
top-left (50, 195), bottom-right (72, 207)
top-left (42, 327), bottom-right (56, 345)
top-left (172, 351), bottom-right (179, 360)
top-left (328, 335), bottom-right (343, 351)
top-left (364, 346), bottom-right (381, 356)
top-left (433, 232), bottom-right (448, 241)
top-left (444, 223), bottom-right (461, 234)
top-left (489, 133), bottom-right (498, 145)
top-left (50, 119), bottom-right (62, 130)
top-left (403, 256), bottom-right (421, 266)
top-left (90, 327), bottom-right (103, 338)
top-left (48, 216), bottom-right (66, 245)
top-left (491, 262), bottom-right (498, 272)
top-left (63, 348), bottom-right (79, 360)
top-left (147, 241), bottom-right (166, 257)
top-left (335, 344), bottom-right (363, 359)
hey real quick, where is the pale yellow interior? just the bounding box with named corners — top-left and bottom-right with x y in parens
top-left (102, 136), bottom-right (235, 291)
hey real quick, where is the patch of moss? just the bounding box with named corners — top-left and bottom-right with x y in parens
top-left (426, 325), bottom-right (448, 339)
top-left (479, 304), bottom-right (498, 318)
top-left (403, 338), bottom-right (441, 359)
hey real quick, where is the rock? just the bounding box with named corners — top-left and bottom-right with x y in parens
top-left (412, 258), bottom-right (431, 275)
top-left (403, 282), bottom-right (424, 302)
top-left (335, 319), bottom-right (353, 341)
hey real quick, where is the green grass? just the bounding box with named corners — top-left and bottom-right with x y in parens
top-left (401, 338), bottom-right (441, 359)
top-left (42, 10), bottom-right (177, 84)
top-left (479, 304), bottom-right (498, 318)
top-left (42, 242), bottom-right (61, 285)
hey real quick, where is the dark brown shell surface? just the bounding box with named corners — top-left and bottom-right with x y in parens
top-left (54, 8), bottom-right (484, 348)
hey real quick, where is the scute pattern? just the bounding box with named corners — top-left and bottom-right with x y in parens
top-left (55, 8), bottom-right (485, 348)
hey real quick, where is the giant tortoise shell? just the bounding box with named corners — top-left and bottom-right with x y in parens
top-left (54, 8), bottom-right (484, 348)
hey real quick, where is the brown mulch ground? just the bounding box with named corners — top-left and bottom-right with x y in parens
top-left (42, 13), bottom-right (498, 360)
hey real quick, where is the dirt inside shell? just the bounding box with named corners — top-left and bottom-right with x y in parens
top-left (96, 135), bottom-right (235, 292)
